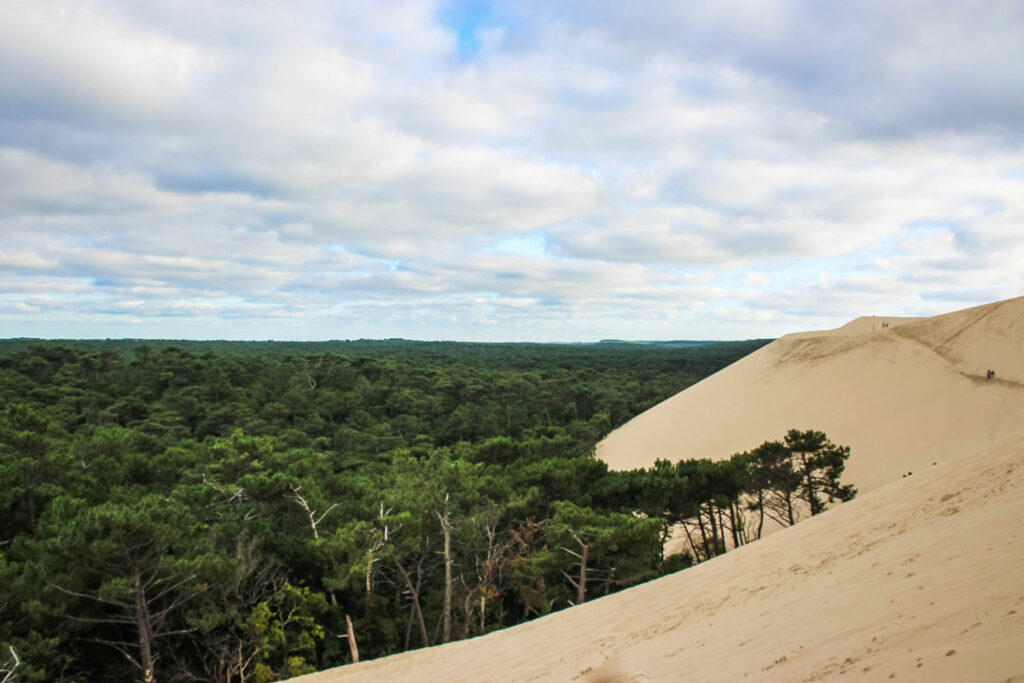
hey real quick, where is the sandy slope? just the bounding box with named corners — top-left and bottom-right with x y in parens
top-left (293, 296), bottom-right (1024, 683)
top-left (295, 434), bottom-right (1024, 683)
top-left (597, 296), bottom-right (1024, 493)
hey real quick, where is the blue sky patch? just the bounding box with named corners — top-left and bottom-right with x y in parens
top-left (438, 1), bottom-right (494, 61)
top-left (488, 232), bottom-right (549, 259)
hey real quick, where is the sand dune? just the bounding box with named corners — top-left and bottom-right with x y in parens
top-left (597, 295), bottom-right (1024, 493)
top-left (293, 296), bottom-right (1024, 682)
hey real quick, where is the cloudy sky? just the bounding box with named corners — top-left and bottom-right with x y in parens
top-left (2, 0), bottom-right (1023, 341)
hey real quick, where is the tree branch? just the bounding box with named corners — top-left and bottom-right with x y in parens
top-left (289, 484), bottom-right (338, 539)
top-left (560, 547), bottom-right (583, 560)
top-left (63, 614), bottom-right (136, 626)
top-left (88, 638), bottom-right (142, 671)
top-left (149, 573), bottom-right (198, 604)
top-left (1, 646), bottom-right (20, 683)
top-left (49, 583), bottom-right (132, 609)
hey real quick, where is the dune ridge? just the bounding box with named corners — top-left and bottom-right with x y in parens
top-left (293, 296), bottom-right (1024, 682)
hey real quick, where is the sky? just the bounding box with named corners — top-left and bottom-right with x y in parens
top-left (1, 0), bottom-right (1023, 342)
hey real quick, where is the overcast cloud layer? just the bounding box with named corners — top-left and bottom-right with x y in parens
top-left (2, 0), bottom-right (1023, 341)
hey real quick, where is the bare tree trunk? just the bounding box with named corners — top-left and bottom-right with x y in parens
top-left (695, 513), bottom-right (710, 559)
top-left (437, 494), bottom-right (453, 643)
top-left (392, 555), bottom-right (429, 648)
top-left (756, 489), bottom-right (765, 539)
top-left (680, 521), bottom-right (702, 562)
top-left (727, 504), bottom-right (739, 548)
top-left (717, 507), bottom-right (728, 552)
top-left (413, 558), bottom-right (428, 648)
top-left (658, 521), bottom-right (672, 559)
top-left (601, 566), bottom-right (617, 596)
top-left (462, 589), bottom-right (474, 639)
top-left (403, 593), bottom-right (413, 652)
top-left (799, 454), bottom-right (820, 515)
top-left (1, 646), bottom-right (21, 683)
top-left (236, 641), bottom-right (245, 683)
top-left (367, 503), bottom-right (390, 596)
top-left (345, 614), bottom-right (359, 664)
top-left (365, 552), bottom-right (375, 595)
top-left (289, 484), bottom-right (338, 539)
top-left (739, 512), bottom-right (748, 545)
top-left (706, 503), bottom-right (719, 557)
top-left (560, 534), bottom-right (590, 604)
top-left (132, 565), bottom-right (156, 683)
top-left (577, 540), bottom-right (588, 605)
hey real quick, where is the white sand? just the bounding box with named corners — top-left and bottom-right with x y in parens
top-left (293, 296), bottom-right (1024, 683)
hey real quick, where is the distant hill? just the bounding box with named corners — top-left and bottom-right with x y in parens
top-left (0, 337), bottom-right (765, 358)
top-left (0, 338), bottom-right (772, 382)
top-left (597, 339), bottom-right (718, 348)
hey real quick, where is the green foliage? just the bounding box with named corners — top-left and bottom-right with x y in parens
top-left (743, 430), bottom-right (856, 536)
top-left (784, 429), bottom-right (857, 513)
top-left (542, 501), bottom-right (662, 603)
top-left (0, 338), bottom-right (782, 679)
top-left (243, 584), bottom-right (325, 681)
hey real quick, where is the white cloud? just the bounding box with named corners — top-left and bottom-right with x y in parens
top-left (743, 272), bottom-right (772, 288)
top-left (0, 0), bottom-right (203, 119)
top-left (1, 0), bottom-right (1022, 341)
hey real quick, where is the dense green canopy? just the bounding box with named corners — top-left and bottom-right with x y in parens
top-left (0, 338), bottom-right (857, 683)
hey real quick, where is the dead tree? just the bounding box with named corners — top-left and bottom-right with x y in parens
top-left (365, 503), bottom-right (391, 595)
top-left (561, 533), bottom-right (590, 605)
top-left (345, 614), bottom-right (359, 664)
top-left (391, 554), bottom-right (429, 649)
top-left (54, 562), bottom-right (198, 683)
top-left (458, 512), bottom-right (508, 639)
top-left (1, 646), bottom-right (20, 683)
top-left (194, 540), bottom-right (288, 683)
top-left (288, 484), bottom-right (338, 540)
top-left (434, 493), bottom-right (453, 643)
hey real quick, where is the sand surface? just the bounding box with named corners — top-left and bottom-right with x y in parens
top-left (597, 296), bottom-right (1024, 493)
top-left (292, 296), bottom-right (1024, 682)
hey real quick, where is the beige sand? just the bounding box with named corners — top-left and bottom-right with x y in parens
top-left (598, 296), bottom-right (1024, 493)
top-left (293, 296), bottom-right (1024, 683)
